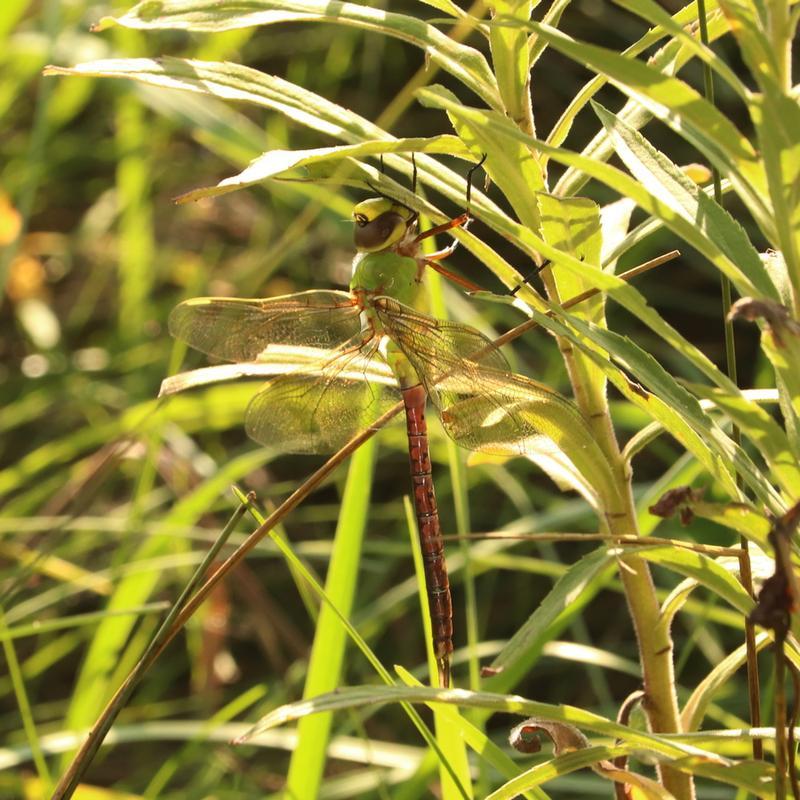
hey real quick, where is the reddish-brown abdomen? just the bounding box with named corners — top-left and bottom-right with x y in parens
top-left (402, 383), bottom-right (452, 687)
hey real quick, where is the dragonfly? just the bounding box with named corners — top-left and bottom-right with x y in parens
top-left (166, 180), bottom-right (594, 687)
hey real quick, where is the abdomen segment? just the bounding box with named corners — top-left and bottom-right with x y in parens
top-left (402, 382), bottom-right (452, 688)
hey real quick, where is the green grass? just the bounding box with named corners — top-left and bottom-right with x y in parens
top-left (2, 1), bottom-right (799, 798)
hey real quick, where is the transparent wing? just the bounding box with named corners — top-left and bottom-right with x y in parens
top-left (435, 369), bottom-right (584, 457)
top-left (244, 338), bottom-right (402, 454)
top-left (168, 290), bottom-right (361, 363)
top-left (375, 296), bottom-right (581, 456)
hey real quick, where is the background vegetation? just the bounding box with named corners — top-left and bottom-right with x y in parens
top-left (1, 0), bottom-right (798, 798)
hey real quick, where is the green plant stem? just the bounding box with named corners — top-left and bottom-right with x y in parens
top-left (521, 63), bottom-right (691, 790)
top-left (543, 273), bottom-right (691, 797)
top-left (534, 228), bottom-right (692, 796)
top-left (696, 0), bottom-right (762, 762)
top-left (605, 457), bottom-right (693, 800)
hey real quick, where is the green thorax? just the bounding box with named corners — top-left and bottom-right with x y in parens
top-left (350, 250), bottom-right (420, 307)
top-left (350, 196), bottom-right (424, 387)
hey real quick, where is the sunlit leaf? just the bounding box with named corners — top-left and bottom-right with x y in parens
top-left (93, 0), bottom-right (503, 110)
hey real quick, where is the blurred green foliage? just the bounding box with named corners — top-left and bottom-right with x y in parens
top-left (1, 1), bottom-right (797, 798)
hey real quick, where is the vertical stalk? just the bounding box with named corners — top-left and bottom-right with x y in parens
top-left (510, 18), bottom-right (694, 798)
top-left (517, 76), bottom-right (693, 800)
top-left (604, 459), bottom-right (693, 800)
top-left (519, 88), bottom-right (695, 800)
top-left (697, 0), bottom-right (762, 761)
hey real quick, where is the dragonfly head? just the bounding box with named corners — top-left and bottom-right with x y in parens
top-left (352, 197), bottom-right (417, 253)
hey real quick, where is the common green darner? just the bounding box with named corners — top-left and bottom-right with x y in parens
top-left (164, 188), bottom-right (599, 687)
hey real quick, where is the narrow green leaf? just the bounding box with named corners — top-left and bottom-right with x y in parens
top-left (520, 295), bottom-right (786, 507)
top-left (459, 369), bottom-right (622, 510)
top-left (93, 0), bottom-right (503, 110)
top-left (0, 611), bottom-right (52, 790)
top-left (486, 547), bottom-right (615, 675)
top-left (600, 177), bottom-right (735, 270)
top-left (729, 298), bottom-right (800, 447)
top-left (630, 545), bottom-right (754, 615)
top-left (537, 192), bottom-right (608, 418)
top-left (750, 89), bottom-right (800, 301)
top-left (45, 61), bottom-right (516, 288)
top-left (175, 137), bottom-right (471, 203)
top-left (681, 632), bottom-right (771, 732)
top-left (115, 94), bottom-right (155, 342)
top-left (554, 312), bottom-right (782, 507)
top-left (551, 7), bottom-right (733, 196)
top-left (474, 291), bottom-right (766, 506)
top-left (525, 20), bottom-right (771, 227)
top-left (228, 493), bottom-right (471, 795)
top-left (417, 0), bottom-right (474, 20)
top-left (488, 1), bottom-right (534, 126)
top-left (402, 497), bottom-right (473, 800)
top-left (418, 84), bottom-right (778, 314)
top-left (667, 757), bottom-right (774, 798)
top-left (396, 666), bottom-right (550, 800)
top-left (61, 449), bottom-right (272, 746)
top-left (685, 381), bottom-right (800, 498)
top-left (0, 604), bottom-right (169, 641)
top-left (598, 197), bottom-right (636, 268)
top-left (716, 0), bottom-right (785, 95)
top-left (286, 439), bottom-right (377, 799)
top-left (527, 0), bottom-right (568, 67)
top-left (686, 500), bottom-right (772, 547)
top-left (592, 100), bottom-right (776, 301)
top-left (538, 193), bottom-right (601, 307)
top-left (243, 683), bottom-right (723, 764)
top-left (44, 58), bottom-right (386, 142)
top-left (431, 85), bottom-right (543, 231)
top-left (612, 0), bottom-right (748, 101)
top-left (485, 744), bottom-right (673, 800)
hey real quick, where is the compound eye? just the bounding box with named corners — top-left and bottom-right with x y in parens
top-left (354, 211), bottom-right (404, 251)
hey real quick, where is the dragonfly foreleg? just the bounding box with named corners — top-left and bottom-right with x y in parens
top-left (414, 212), bottom-right (470, 244)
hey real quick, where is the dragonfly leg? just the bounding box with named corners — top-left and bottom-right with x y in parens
top-left (423, 222), bottom-right (472, 261)
top-left (414, 212), bottom-right (470, 244)
top-left (424, 258), bottom-right (483, 293)
top-left (508, 260), bottom-right (550, 296)
top-left (415, 217), bottom-right (482, 292)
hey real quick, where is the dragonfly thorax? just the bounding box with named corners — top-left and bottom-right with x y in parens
top-left (352, 197), bottom-right (418, 254)
top-left (350, 250), bottom-right (421, 308)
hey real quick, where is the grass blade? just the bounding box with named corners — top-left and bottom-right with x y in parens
top-left (285, 438), bottom-right (378, 799)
